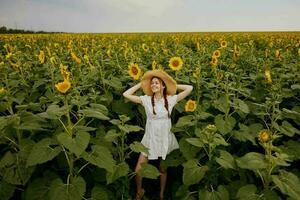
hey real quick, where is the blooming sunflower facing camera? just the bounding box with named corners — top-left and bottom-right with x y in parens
top-left (55, 79), bottom-right (71, 94)
top-left (169, 57), bottom-right (183, 71)
top-left (128, 62), bottom-right (141, 80)
top-left (258, 129), bottom-right (270, 143)
top-left (185, 99), bottom-right (197, 112)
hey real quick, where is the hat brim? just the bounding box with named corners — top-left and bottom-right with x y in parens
top-left (141, 70), bottom-right (177, 96)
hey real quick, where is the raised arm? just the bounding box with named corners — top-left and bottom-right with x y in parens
top-left (176, 84), bottom-right (193, 102)
top-left (122, 82), bottom-right (142, 104)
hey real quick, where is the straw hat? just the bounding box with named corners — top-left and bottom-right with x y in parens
top-left (141, 70), bottom-right (177, 96)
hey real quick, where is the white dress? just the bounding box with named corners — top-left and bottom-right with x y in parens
top-left (140, 94), bottom-right (179, 160)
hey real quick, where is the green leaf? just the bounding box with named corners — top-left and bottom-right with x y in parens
top-left (137, 163), bottom-right (160, 179)
top-left (106, 162), bottom-right (129, 184)
top-left (214, 115), bottom-right (236, 135)
top-left (104, 129), bottom-right (120, 142)
top-left (0, 181), bottom-right (15, 200)
top-left (182, 159), bottom-right (209, 186)
top-left (291, 84), bottom-right (300, 90)
top-left (279, 121), bottom-right (300, 137)
top-left (27, 138), bottom-right (61, 167)
top-left (80, 108), bottom-right (110, 120)
top-left (119, 124), bottom-right (143, 133)
top-left (0, 140), bottom-right (35, 185)
top-left (179, 137), bottom-right (200, 160)
top-left (199, 185), bottom-right (229, 200)
top-left (129, 141), bottom-right (149, 155)
top-left (214, 94), bottom-right (230, 114)
top-left (233, 99), bottom-right (250, 114)
top-left (236, 184), bottom-right (258, 199)
top-left (82, 145), bottom-right (116, 173)
top-left (57, 131), bottom-right (90, 157)
top-left (185, 138), bottom-right (204, 148)
top-left (24, 178), bottom-right (49, 200)
top-left (236, 152), bottom-right (268, 170)
top-left (49, 176), bottom-right (86, 200)
top-left (103, 77), bottom-right (123, 91)
top-left (272, 170), bottom-right (300, 200)
top-left (90, 103), bottom-right (109, 115)
top-left (215, 150), bottom-right (236, 169)
top-left (45, 104), bottom-right (67, 119)
top-left (175, 115), bottom-right (195, 127)
top-left (91, 185), bottom-right (113, 200)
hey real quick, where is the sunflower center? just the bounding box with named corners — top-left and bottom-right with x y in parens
top-left (188, 103), bottom-right (194, 109)
top-left (131, 66), bottom-right (138, 75)
top-left (172, 60), bottom-right (179, 67)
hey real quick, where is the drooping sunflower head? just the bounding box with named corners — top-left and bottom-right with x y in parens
top-left (0, 87), bottom-right (7, 94)
top-left (55, 80), bottom-right (71, 94)
top-left (185, 99), bottom-right (197, 112)
top-left (264, 69), bottom-right (272, 84)
top-left (210, 57), bottom-right (218, 68)
top-left (220, 41), bottom-right (227, 48)
top-left (142, 43), bottom-right (149, 52)
top-left (60, 64), bottom-right (70, 81)
top-left (258, 129), bottom-right (270, 143)
top-left (212, 50), bottom-right (221, 58)
top-left (275, 49), bottom-right (280, 58)
top-left (152, 60), bottom-right (157, 70)
top-left (169, 57), bottom-right (183, 71)
top-left (38, 50), bottom-right (45, 64)
top-left (128, 63), bottom-right (141, 80)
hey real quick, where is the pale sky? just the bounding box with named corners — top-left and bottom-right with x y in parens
top-left (0, 0), bottom-right (299, 32)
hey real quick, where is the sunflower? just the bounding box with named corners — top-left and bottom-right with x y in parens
top-left (264, 69), bottom-right (272, 84)
top-left (0, 87), bottom-right (7, 94)
top-left (55, 79), bottom-right (71, 94)
top-left (212, 50), bottom-right (221, 58)
top-left (38, 50), bottom-right (45, 64)
top-left (142, 43), bottom-right (149, 52)
top-left (258, 129), bottom-right (270, 143)
top-left (128, 63), bottom-right (141, 80)
top-left (60, 64), bottom-right (70, 81)
top-left (210, 57), bottom-right (218, 68)
top-left (275, 49), bottom-right (280, 58)
top-left (71, 52), bottom-right (81, 64)
top-left (216, 72), bottom-right (224, 80)
top-left (169, 57), bottom-right (183, 71)
top-left (106, 49), bottom-right (112, 58)
top-left (220, 41), bottom-right (227, 48)
top-left (50, 57), bottom-right (57, 65)
top-left (298, 48), bottom-right (300, 56)
top-left (152, 60), bottom-right (157, 70)
top-left (185, 100), bottom-right (197, 112)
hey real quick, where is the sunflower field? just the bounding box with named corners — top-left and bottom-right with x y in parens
top-left (0, 32), bottom-right (300, 200)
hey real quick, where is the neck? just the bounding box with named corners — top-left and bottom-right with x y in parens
top-left (154, 93), bottom-right (162, 100)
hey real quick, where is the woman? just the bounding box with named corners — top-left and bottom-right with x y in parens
top-left (123, 69), bottom-right (193, 200)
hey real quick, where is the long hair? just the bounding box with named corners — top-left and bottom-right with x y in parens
top-left (151, 76), bottom-right (170, 118)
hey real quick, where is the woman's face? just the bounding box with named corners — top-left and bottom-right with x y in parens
top-left (151, 77), bottom-right (164, 94)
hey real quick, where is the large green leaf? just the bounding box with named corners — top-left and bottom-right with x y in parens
top-left (175, 115), bottom-right (195, 127)
top-left (0, 140), bottom-right (35, 185)
top-left (80, 108), bottom-right (110, 120)
top-left (214, 94), bottom-right (230, 114)
top-left (129, 141), bottom-right (149, 155)
top-left (185, 138), bottom-right (204, 148)
top-left (179, 137), bottom-right (201, 160)
top-left (82, 145), bottom-right (116, 173)
top-left (236, 152), bottom-right (268, 170)
top-left (27, 138), bottom-right (61, 167)
top-left (48, 176), bottom-right (86, 200)
top-left (57, 131), bottom-right (90, 157)
top-left (233, 98), bottom-right (249, 114)
top-left (272, 170), bottom-right (300, 200)
top-left (215, 150), bottom-right (236, 169)
top-left (91, 185), bottom-right (114, 200)
top-left (137, 163), bottom-right (160, 179)
top-left (182, 159), bottom-right (208, 186)
top-left (199, 185), bottom-right (229, 200)
top-left (42, 104), bottom-right (67, 119)
top-left (106, 162), bottom-right (129, 184)
top-left (0, 181), bottom-right (15, 200)
top-left (119, 124), bottom-right (143, 133)
top-left (214, 114), bottom-right (236, 135)
top-left (236, 184), bottom-right (258, 200)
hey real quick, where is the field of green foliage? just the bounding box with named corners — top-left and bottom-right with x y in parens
top-left (0, 32), bottom-right (300, 200)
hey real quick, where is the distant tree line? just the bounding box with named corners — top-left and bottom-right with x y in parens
top-left (0, 26), bottom-right (63, 34)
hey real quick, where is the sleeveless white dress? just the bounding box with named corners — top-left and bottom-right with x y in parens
top-left (139, 94), bottom-right (179, 160)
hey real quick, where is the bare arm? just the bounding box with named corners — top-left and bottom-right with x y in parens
top-left (122, 82), bottom-right (142, 104)
top-left (176, 84), bottom-right (193, 102)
